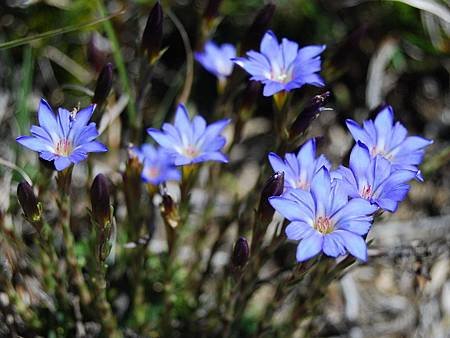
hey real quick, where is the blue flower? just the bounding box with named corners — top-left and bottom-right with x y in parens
top-left (333, 142), bottom-right (417, 212)
top-left (147, 104), bottom-right (230, 166)
top-left (195, 41), bottom-right (236, 80)
top-left (269, 168), bottom-right (377, 262)
top-left (232, 30), bottom-right (326, 96)
top-left (268, 138), bottom-right (330, 191)
top-left (16, 98), bottom-right (107, 171)
top-left (346, 105), bottom-right (432, 180)
top-left (131, 144), bottom-right (181, 185)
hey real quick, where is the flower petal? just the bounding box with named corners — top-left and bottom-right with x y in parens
top-left (192, 151), bottom-right (228, 163)
top-left (310, 167), bottom-right (331, 216)
top-left (54, 156), bottom-right (72, 171)
top-left (38, 98), bottom-right (59, 141)
top-left (332, 197), bottom-right (376, 227)
top-left (296, 232), bottom-right (323, 262)
top-left (148, 129), bottom-right (177, 149)
top-left (323, 233), bottom-right (346, 258)
top-left (334, 230), bottom-right (368, 262)
top-left (263, 81), bottom-right (285, 96)
top-left (77, 141), bottom-right (108, 153)
top-left (285, 221), bottom-right (314, 241)
top-left (57, 108), bottom-right (71, 139)
top-left (269, 196), bottom-right (304, 222)
top-left (349, 142), bottom-right (371, 183)
top-left (346, 119), bottom-right (372, 146)
top-left (16, 136), bottom-right (53, 152)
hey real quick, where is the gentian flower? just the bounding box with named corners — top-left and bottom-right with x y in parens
top-left (269, 168), bottom-right (377, 262)
top-left (334, 142), bottom-right (417, 212)
top-left (131, 144), bottom-right (181, 185)
top-left (233, 30), bottom-right (326, 96)
top-left (147, 104), bottom-right (230, 166)
top-left (195, 41), bottom-right (236, 80)
top-left (268, 138), bottom-right (330, 191)
top-left (16, 98), bottom-right (107, 171)
top-left (346, 105), bottom-right (432, 180)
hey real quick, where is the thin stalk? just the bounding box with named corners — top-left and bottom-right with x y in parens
top-left (56, 167), bottom-right (91, 306)
top-left (92, 264), bottom-right (122, 338)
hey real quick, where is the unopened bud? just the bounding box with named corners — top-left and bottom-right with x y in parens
top-left (240, 3), bottom-right (276, 54)
top-left (289, 91), bottom-right (331, 138)
top-left (90, 174), bottom-right (111, 226)
top-left (232, 237), bottom-right (249, 267)
top-left (257, 171), bottom-right (284, 224)
top-left (123, 147), bottom-right (143, 215)
top-left (17, 181), bottom-right (41, 224)
top-left (141, 1), bottom-right (164, 64)
top-left (92, 63), bottom-right (113, 106)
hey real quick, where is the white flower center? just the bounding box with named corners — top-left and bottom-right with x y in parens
top-left (270, 70), bottom-right (291, 84)
top-left (55, 139), bottom-right (72, 156)
top-left (295, 179), bottom-right (309, 190)
top-left (146, 166), bottom-right (160, 179)
top-left (183, 145), bottom-right (200, 159)
top-left (360, 185), bottom-right (372, 199)
top-left (314, 216), bottom-right (333, 234)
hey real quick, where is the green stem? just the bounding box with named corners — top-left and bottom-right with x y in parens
top-left (92, 265), bottom-right (122, 338)
top-left (57, 168), bottom-right (91, 307)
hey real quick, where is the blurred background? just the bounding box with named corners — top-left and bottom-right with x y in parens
top-left (0, 0), bottom-right (449, 337)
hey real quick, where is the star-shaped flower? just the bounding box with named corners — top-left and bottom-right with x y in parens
top-left (147, 104), bottom-right (230, 166)
top-left (195, 41), bottom-right (236, 80)
top-left (233, 30), bottom-right (326, 96)
top-left (131, 144), bottom-right (181, 185)
top-left (334, 142), bottom-right (417, 212)
top-left (270, 168), bottom-right (377, 262)
top-left (346, 105), bottom-right (432, 180)
top-left (16, 98), bottom-right (107, 171)
top-left (268, 138), bottom-right (330, 192)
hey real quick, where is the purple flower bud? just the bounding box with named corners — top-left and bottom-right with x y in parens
top-left (289, 91), bottom-right (331, 138)
top-left (232, 237), bottom-right (250, 267)
top-left (257, 171), bottom-right (284, 224)
top-left (92, 63), bottom-right (113, 106)
top-left (141, 1), bottom-right (164, 63)
top-left (90, 174), bottom-right (111, 226)
top-left (240, 3), bottom-right (276, 54)
top-left (17, 181), bottom-right (41, 228)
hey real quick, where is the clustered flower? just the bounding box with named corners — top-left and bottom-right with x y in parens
top-left (16, 30), bottom-right (431, 266)
top-left (18, 100), bottom-right (230, 186)
top-left (269, 106), bottom-right (432, 262)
